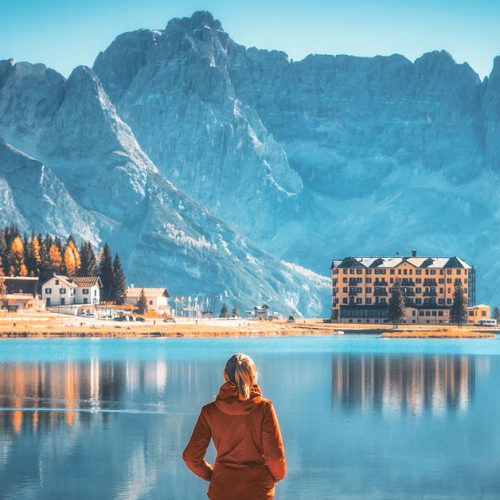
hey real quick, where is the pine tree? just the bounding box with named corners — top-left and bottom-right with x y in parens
top-left (232, 305), bottom-right (240, 318)
top-left (79, 241), bottom-right (98, 277)
top-left (388, 279), bottom-right (406, 328)
top-left (451, 287), bottom-right (467, 326)
top-left (7, 235), bottom-right (25, 276)
top-left (137, 288), bottom-right (147, 314)
top-left (99, 243), bottom-right (114, 302)
top-left (111, 254), bottom-right (127, 305)
top-left (219, 303), bottom-right (229, 318)
top-left (493, 307), bottom-right (500, 323)
top-left (48, 243), bottom-right (63, 274)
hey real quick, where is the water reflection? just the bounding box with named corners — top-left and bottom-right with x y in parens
top-left (0, 359), bottom-right (169, 435)
top-left (331, 354), bottom-right (475, 416)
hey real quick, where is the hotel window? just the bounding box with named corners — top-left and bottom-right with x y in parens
top-left (439, 278), bottom-right (444, 284)
top-left (447, 269), bottom-right (452, 275)
top-left (419, 310), bottom-right (425, 316)
top-left (416, 298), bottom-right (422, 304)
top-left (416, 278), bottom-right (421, 284)
top-left (448, 288), bottom-right (451, 293)
top-left (343, 278), bottom-right (348, 283)
top-left (366, 298), bottom-right (372, 304)
top-left (366, 287), bottom-right (372, 293)
top-left (60, 288), bottom-right (66, 294)
top-left (356, 287), bottom-right (362, 293)
top-left (149, 300), bottom-right (153, 305)
top-left (343, 298), bottom-right (348, 304)
top-left (398, 269), bottom-right (401, 275)
top-left (356, 269), bottom-right (362, 274)
top-left (83, 289), bottom-right (89, 295)
top-left (390, 278), bottom-right (393, 284)
top-left (438, 299), bottom-right (444, 305)
top-left (390, 269), bottom-right (395, 275)
top-left (447, 299), bottom-right (452, 304)
top-left (350, 269), bottom-right (354, 274)
top-left (457, 269), bottom-right (462, 275)
top-left (409, 269), bottom-right (413, 275)
top-left (432, 311), bottom-right (437, 316)
top-left (430, 270), bottom-right (436, 275)
top-left (380, 298), bottom-right (387, 304)
top-left (416, 270), bottom-right (421, 275)
top-left (464, 289), bottom-right (468, 294)
top-left (416, 287), bottom-right (421, 293)
top-left (333, 269), bottom-right (338, 274)
top-left (366, 278), bottom-right (372, 283)
top-left (439, 288), bottom-right (443, 293)
top-left (366, 269), bottom-right (372, 274)
top-left (343, 287), bottom-right (348, 293)
top-left (55, 280), bottom-right (60, 285)
top-left (356, 298), bottom-right (362, 304)
top-left (438, 311), bottom-right (443, 316)
top-left (464, 279), bottom-right (468, 284)
top-left (45, 288), bottom-right (52, 294)
top-left (447, 278), bottom-right (451, 284)
top-left (403, 269), bottom-right (408, 275)
top-left (440, 270), bottom-right (444, 275)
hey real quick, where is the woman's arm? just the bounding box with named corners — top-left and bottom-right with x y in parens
top-left (262, 401), bottom-right (286, 482)
top-left (182, 408), bottom-right (213, 481)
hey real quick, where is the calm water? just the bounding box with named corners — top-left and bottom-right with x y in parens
top-left (0, 336), bottom-right (500, 499)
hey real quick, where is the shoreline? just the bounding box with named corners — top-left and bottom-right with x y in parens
top-left (0, 312), bottom-right (498, 339)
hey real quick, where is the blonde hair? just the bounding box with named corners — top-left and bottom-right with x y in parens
top-left (225, 353), bottom-right (257, 401)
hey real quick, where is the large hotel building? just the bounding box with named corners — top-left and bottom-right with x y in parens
top-left (331, 251), bottom-right (475, 324)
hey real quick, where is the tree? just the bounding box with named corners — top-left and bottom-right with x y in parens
top-left (111, 254), bottom-right (127, 305)
top-left (388, 279), bottom-right (406, 328)
top-left (48, 243), bottom-right (63, 274)
top-left (7, 235), bottom-right (24, 276)
top-left (79, 241), bottom-right (97, 277)
top-left (99, 244), bottom-right (114, 302)
top-left (137, 288), bottom-right (147, 314)
top-left (451, 287), bottom-right (467, 326)
top-left (232, 305), bottom-right (240, 318)
top-left (219, 303), bottom-right (229, 318)
top-left (0, 256), bottom-right (6, 308)
top-left (493, 307), bottom-right (500, 323)
top-left (63, 246), bottom-right (78, 277)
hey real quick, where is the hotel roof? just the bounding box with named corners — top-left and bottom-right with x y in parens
top-left (332, 255), bottom-right (472, 270)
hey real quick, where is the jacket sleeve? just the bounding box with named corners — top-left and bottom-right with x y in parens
top-left (182, 408), bottom-right (213, 481)
top-left (262, 401), bottom-right (286, 482)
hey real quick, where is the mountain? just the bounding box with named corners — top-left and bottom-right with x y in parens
top-left (91, 11), bottom-right (500, 306)
top-left (0, 58), bottom-right (329, 316)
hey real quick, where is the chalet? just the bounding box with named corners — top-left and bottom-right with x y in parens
top-left (253, 304), bottom-right (270, 320)
top-left (0, 277), bottom-right (40, 311)
top-left (41, 275), bottom-right (102, 307)
top-left (125, 287), bottom-right (171, 315)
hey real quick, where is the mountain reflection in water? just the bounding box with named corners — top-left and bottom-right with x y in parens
top-left (331, 354), bottom-right (474, 416)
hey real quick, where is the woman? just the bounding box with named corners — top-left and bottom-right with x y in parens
top-left (183, 353), bottom-right (286, 499)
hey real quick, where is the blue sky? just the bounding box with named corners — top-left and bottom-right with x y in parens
top-left (1, 0), bottom-right (499, 78)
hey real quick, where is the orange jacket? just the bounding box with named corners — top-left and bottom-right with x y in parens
top-left (183, 381), bottom-right (286, 500)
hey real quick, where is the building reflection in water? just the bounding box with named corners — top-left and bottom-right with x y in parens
top-left (331, 355), bottom-right (475, 416)
top-left (0, 359), bottom-right (169, 435)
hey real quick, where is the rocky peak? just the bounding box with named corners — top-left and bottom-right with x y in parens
top-left (166, 10), bottom-right (223, 33)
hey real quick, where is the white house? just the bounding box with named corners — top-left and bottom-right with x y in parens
top-left (125, 287), bottom-right (171, 315)
top-left (41, 275), bottom-right (102, 307)
top-left (73, 276), bottom-right (102, 305)
top-left (0, 277), bottom-right (40, 311)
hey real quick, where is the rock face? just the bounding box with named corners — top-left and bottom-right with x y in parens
top-left (2, 10), bottom-right (500, 310)
top-left (0, 58), bottom-right (329, 316)
top-left (92, 11), bottom-right (500, 306)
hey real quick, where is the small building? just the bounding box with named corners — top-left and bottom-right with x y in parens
top-left (125, 287), bottom-right (171, 315)
top-left (41, 275), bottom-right (101, 307)
top-left (253, 304), bottom-right (270, 320)
top-left (0, 277), bottom-right (40, 311)
top-left (467, 304), bottom-right (490, 325)
top-left (73, 276), bottom-right (102, 305)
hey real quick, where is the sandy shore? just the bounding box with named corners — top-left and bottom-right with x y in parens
top-left (0, 312), bottom-right (497, 338)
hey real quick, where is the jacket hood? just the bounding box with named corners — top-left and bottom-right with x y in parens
top-left (214, 381), bottom-right (263, 415)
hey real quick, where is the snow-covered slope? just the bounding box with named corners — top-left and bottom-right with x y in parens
top-left (92, 11), bottom-right (500, 306)
top-left (0, 57), bottom-right (329, 316)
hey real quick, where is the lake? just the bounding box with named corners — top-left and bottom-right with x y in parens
top-left (0, 336), bottom-right (499, 499)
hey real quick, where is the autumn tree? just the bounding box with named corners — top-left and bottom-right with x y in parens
top-left (451, 287), bottom-right (467, 326)
top-left (48, 243), bottom-right (63, 274)
top-left (388, 279), bottom-right (406, 328)
top-left (111, 254), bottom-right (127, 305)
top-left (7, 235), bottom-right (25, 276)
top-left (99, 243), bottom-right (114, 302)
